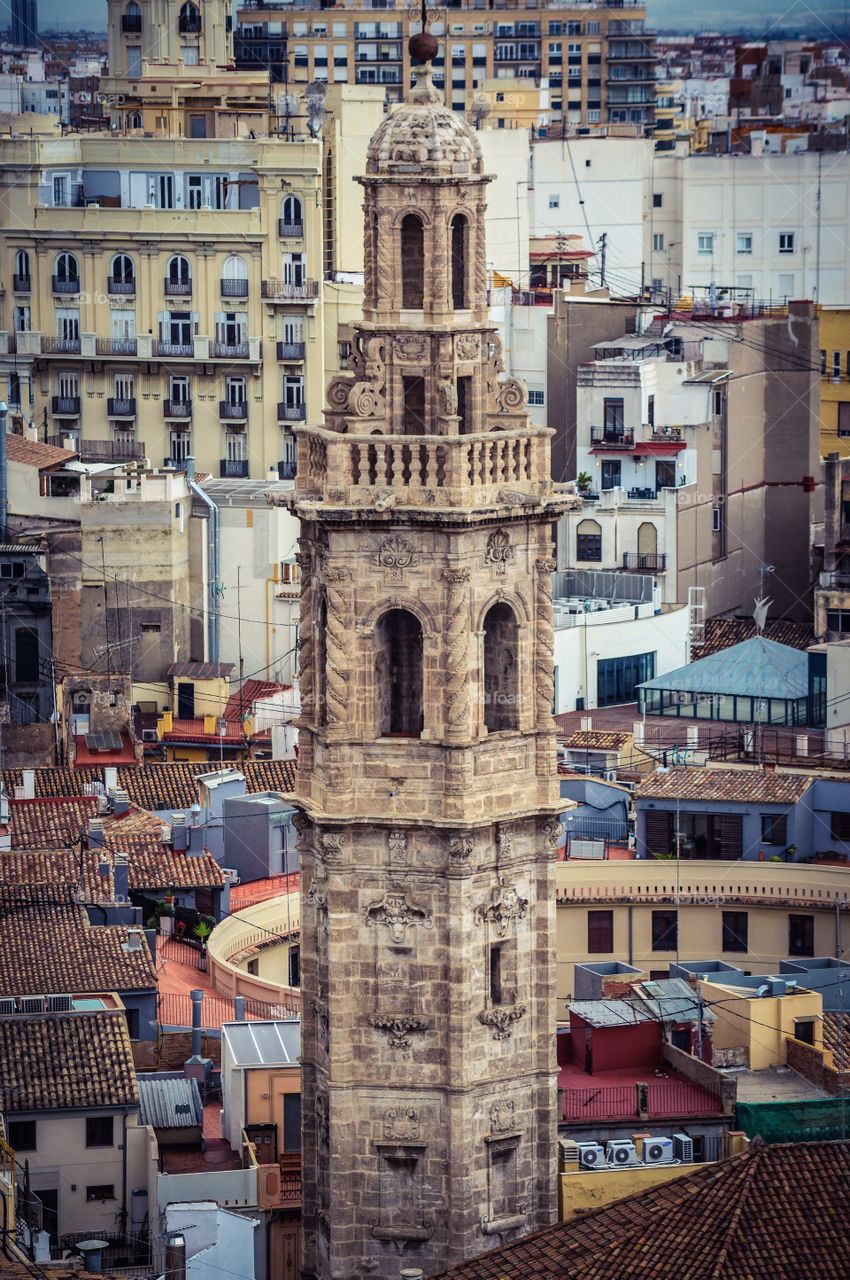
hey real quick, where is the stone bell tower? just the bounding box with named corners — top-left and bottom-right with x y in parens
top-left (288, 22), bottom-right (566, 1279)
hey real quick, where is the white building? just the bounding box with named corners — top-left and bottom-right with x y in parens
top-left (488, 285), bottom-right (551, 427)
top-left (551, 569), bottom-right (690, 713)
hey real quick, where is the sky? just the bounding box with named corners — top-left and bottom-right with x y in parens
top-left (6, 0), bottom-right (849, 40)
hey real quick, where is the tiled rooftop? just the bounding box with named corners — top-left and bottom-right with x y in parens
top-left (562, 730), bottom-right (632, 750)
top-left (635, 767), bottom-right (812, 804)
top-left (6, 430), bottom-right (76, 469)
top-left (0, 884), bottom-right (157, 995)
top-left (823, 1011), bottom-right (850, 1073)
top-left (0, 1009), bottom-right (137, 1112)
top-left (2, 760), bottom-right (298, 810)
top-left (223, 678), bottom-right (290, 721)
top-left (434, 1140), bottom-right (850, 1279)
top-left (0, 846), bottom-right (224, 898)
top-left (691, 616), bottom-right (815, 661)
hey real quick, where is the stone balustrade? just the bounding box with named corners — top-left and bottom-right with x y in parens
top-left (293, 423), bottom-right (554, 508)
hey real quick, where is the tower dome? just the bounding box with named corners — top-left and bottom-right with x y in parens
top-left (365, 69), bottom-right (483, 177)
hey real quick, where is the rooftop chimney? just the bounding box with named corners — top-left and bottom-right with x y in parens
top-left (114, 853), bottom-right (129, 902)
top-left (123, 927), bottom-right (143, 953)
top-left (110, 787), bottom-right (130, 817)
top-left (171, 812), bottom-right (189, 852)
top-left (21, 769), bottom-right (35, 800)
top-left (104, 765), bottom-right (118, 792)
top-left (88, 818), bottom-right (105, 848)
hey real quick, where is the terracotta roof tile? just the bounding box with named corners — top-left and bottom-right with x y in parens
top-left (223, 678), bottom-right (291, 721)
top-left (435, 1141), bottom-right (850, 1279)
top-left (0, 884), bottom-right (156, 995)
top-left (5, 431), bottom-right (76, 469)
top-left (8, 797), bottom-right (96, 849)
top-left (635, 766), bottom-right (812, 804)
top-left (691, 616), bottom-right (814, 660)
top-left (562, 730), bottom-right (632, 750)
top-left (0, 1009), bottom-right (137, 1112)
top-left (823, 1011), bottom-right (850, 1072)
top-left (0, 847), bottom-right (223, 898)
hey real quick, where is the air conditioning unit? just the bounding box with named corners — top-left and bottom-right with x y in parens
top-left (20, 996), bottom-right (46, 1014)
top-left (605, 769), bottom-right (618, 782)
top-left (48, 994), bottom-right (72, 1013)
top-left (643, 1136), bottom-right (674, 1165)
top-left (673, 1133), bottom-right (694, 1163)
top-left (221, 867), bottom-right (241, 887)
top-left (558, 1138), bottom-right (580, 1168)
top-left (577, 1142), bottom-right (605, 1170)
top-left (607, 1140), bottom-right (638, 1166)
top-left (142, 729), bottom-right (158, 742)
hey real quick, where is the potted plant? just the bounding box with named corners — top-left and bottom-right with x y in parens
top-left (195, 919), bottom-right (213, 972)
top-left (576, 471), bottom-right (592, 494)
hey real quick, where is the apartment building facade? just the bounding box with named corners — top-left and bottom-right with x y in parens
top-left (234, 0), bottom-right (655, 131)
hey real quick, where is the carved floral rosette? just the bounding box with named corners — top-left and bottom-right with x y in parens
top-left (478, 1004), bottom-right (527, 1041)
top-left (369, 1012), bottom-right (430, 1051)
top-left (365, 891), bottom-right (432, 945)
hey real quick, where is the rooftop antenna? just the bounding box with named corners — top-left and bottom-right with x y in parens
top-left (752, 595), bottom-right (772, 635)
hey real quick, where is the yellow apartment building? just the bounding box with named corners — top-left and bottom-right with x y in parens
top-left (233, 0), bottom-right (655, 132)
top-left (819, 306), bottom-right (850, 457)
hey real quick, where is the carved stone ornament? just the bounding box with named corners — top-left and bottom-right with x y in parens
top-left (320, 831), bottom-right (346, 863)
top-left (448, 831), bottom-right (474, 863)
top-left (348, 381), bottom-right (385, 418)
top-left (474, 883), bottom-right (528, 938)
top-left (496, 376), bottom-right (528, 413)
top-left (383, 1107), bottom-right (420, 1141)
top-left (489, 1100), bottom-right (517, 1133)
top-left (326, 375), bottom-right (353, 410)
top-left (291, 810), bottom-right (310, 835)
top-left (478, 1004), bottom-right (527, 1041)
top-left (375, 535), bottom-right (417, 572)
top-left (365, 892), bottom-right (432, 944)
top-left (485, 528), bottom-right (514, 574)
top-left (497, 824), bottom-right (513, 860)
top-left (369, 1013), bottom-right (430, 1050)
top-left (316, 1092), bottom-right (330, 1151)
top-left (437, 379), bottom-right (458, 417)
top-left (541, 818), bottom-right (563, 859)
top-left (388, 829), bottom-right (408, 866)
top-left (313, 998), bottom-right (330, 1055)
top-left (456, 332), bottom-right (480, 361)
top-left (393, 333), bottom-right (428, 362)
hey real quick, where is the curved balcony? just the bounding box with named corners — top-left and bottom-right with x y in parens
top-left (293, 423), bottom-right (553, 509)
top-left (277, 402), bottom-right (305, 421)
top-left (164, 278), bottom-right (192, 296)
top-left (164, 399), bottom-right (192, 419)
top-left (276, 341), bottom-right (305, 360)
top-left (278, 220), bottom-right (303, 238)
top-left (107, 397), bottom-right (136, 418)
top-left (52, 276), bottom-right (79, 295)
top-left (51, 395), bottom-right (80, 416)
top-left (207, 891), bottom-right (301, 1013)
top-left (12, 274), bottom-right (30, 292)
top-left (108, 277), bottom-right (136, 295)
top-left (261, 279), bottom-right (318, 302)
top-left (221, 278), bottom-right (249, 298)
top-left (220, 400), bottom-right (248, 420)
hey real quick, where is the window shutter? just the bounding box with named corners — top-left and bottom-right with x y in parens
top-left (644, 809), bottom-right (672, 856)
top-left (716, 814), bottom-right (743, 860)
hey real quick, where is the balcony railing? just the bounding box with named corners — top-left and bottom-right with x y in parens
top-left (42, 337), bottom-right (81, 354)
top-left (277, 402), bottom-right (305, 421)
top-left (212, 342), bottom-right (250, 359)
top-left (221, 278), bottom-right (249, 297)
top-left (562, 1078), bottom-right (723, 1123)
top-left (154, 341), bottom-right (194, 357)
top-left (261, 279), bottom-right (319, 301)
top-left (164, 399), bottom-right (192, 418)
top-left (97, 338), bottom-right (138, 356)
top-left (220, 401), bottom-right (248, 420)
top-left (277, 341), bottom-right (306, 360)
top-left (52, 277), bottom-right (79, 294)
top-left (79, 438), bottom-right (146, 461)
top-left (165, 456), bottom-right (190, 471)
top-left (12, 274), bottom-right (30, 292)
top-left (108, 277), bottom-right (136, 295)
top-left (278, 459), bottom-right (297, 479)
top-left (164, 278), bottom-right (192, 296)
top-left (295, 424), bottom-right (552, 509)
top-left (623, 551), bottom-right (666, 572)
top-left (121, 13), bottom-right (142, 30)
top-left (178, 15), bottom-right (201, 31)
top-left (819, 570), bottom-right (850, 589)
top-left (590, 426), bottom-right (635, 448)
top-left (107, 397), bottom-right (136, 417)
top-left (278, 220), bottom-right (304, 238)
top-left (51, 396), bottom-right (80, 415)
top-left (220, 458), bottom-right (249, 478)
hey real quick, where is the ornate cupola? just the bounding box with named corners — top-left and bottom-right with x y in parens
top-left (285, 13), bottom-right (568, 1278)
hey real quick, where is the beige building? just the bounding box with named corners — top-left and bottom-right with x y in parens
top-left (234, 0), bottom-right (655, 131)
top-left (286, 36), bottom-right (567, 1276)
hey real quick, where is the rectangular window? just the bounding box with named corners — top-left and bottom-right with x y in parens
top-left (548, 194), bottom-right (560, 209)
top-left (830, 811), bottom-right (850, 840)
top-left (653, 192), bottom-right (663, 208)
top-left (288, 943), bottom-right (300, 987)
top-left (8, 1120), bottom-right (36, 1151)
top-left (14, 628), bottom-right (39, 683)
top-left (86, 1185), bottom-right (115, 1202)
top-left (794, 1018), bottom-right (815, 1045)
top-left (587, 909), bottom-right (614, 954)
top-left (601, 459), bottom-right (621, 491)
top-left (597, 651), bottom-right (656, 707)
top-left (838, 404), bottom-right (850, 438)
top-left (651, 910), bottom-right (677, 952)
top-left (760, 814), bottom-right (787, 846)
top-left (698, 233), bottom-right (714, 255)
top-left (722, 911), bottom-right (748, 953)
top-left (86, 1116), bottom-right (114, 1147)
top-left (490, 943), bottom-right (503, 1005)
top-left (283, 1092), bottom-right (302, 1153)
top-left (653, 233), bottom-right (664, 251)
top-left (736, 232), bottom-right (753, 255)
top-left (528, 389), bottom-right (545, 406)
top-left (576, 531), bottom-right (601, 561)
top-left (127, 46), bottom-right (142, 76)
top-left (832, 351), bottom-right (841, 380)
top-left (779, 231), bottom-right (794, 253)
top-left (788, 914), bottom-right (814, 957)
top-left (603, 398), bottom-right (624, 435)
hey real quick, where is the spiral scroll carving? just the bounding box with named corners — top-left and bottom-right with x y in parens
top-left (325, 568), bottom-right (350, 727)
top-left (443, 568), bottom-right (470, 738)
top-left (496, 377), bottom-right (527, 413)
top-left (348, 382), bottom-right (385, 418)
top-left (327, 376), bottom-right (353, 410)
top-left (534, 559), bottom-right (557, 721)
top-left (297, 551), bottom-right (315, 721)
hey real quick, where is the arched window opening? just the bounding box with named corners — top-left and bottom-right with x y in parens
top-left (128, 111), bottom-right (143, 128)
top-left (167, 254), bottom-right (191, 285)
top-left (122, 2), bottom-right (141, 31)
top-left (222, 254), bottom-right (247, 281)
top-left (55, 252), bottom-right (78, 283)
top-left (637, 522), bottom-right (657, 556)
top-left (450, 213), bottom-right (468, 309)
top-left (178, 1), bottom-right (201, 33)
top-left (14, 250), bottom-right (29, 278)
top-left (376, 608), bottom-right (423, 737)
top-left (281, 195), bottom-right (303, 229)
top-left (401, 215), bottom-right (424, 308)
top-left (316, 595), bottom-right (328, 727)
top-left (111, 253), bottom-right (135, 285)
top-left (483, 602), bottom-right (519, 732)
top-left (576, 519), bottom-right (602, 563)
